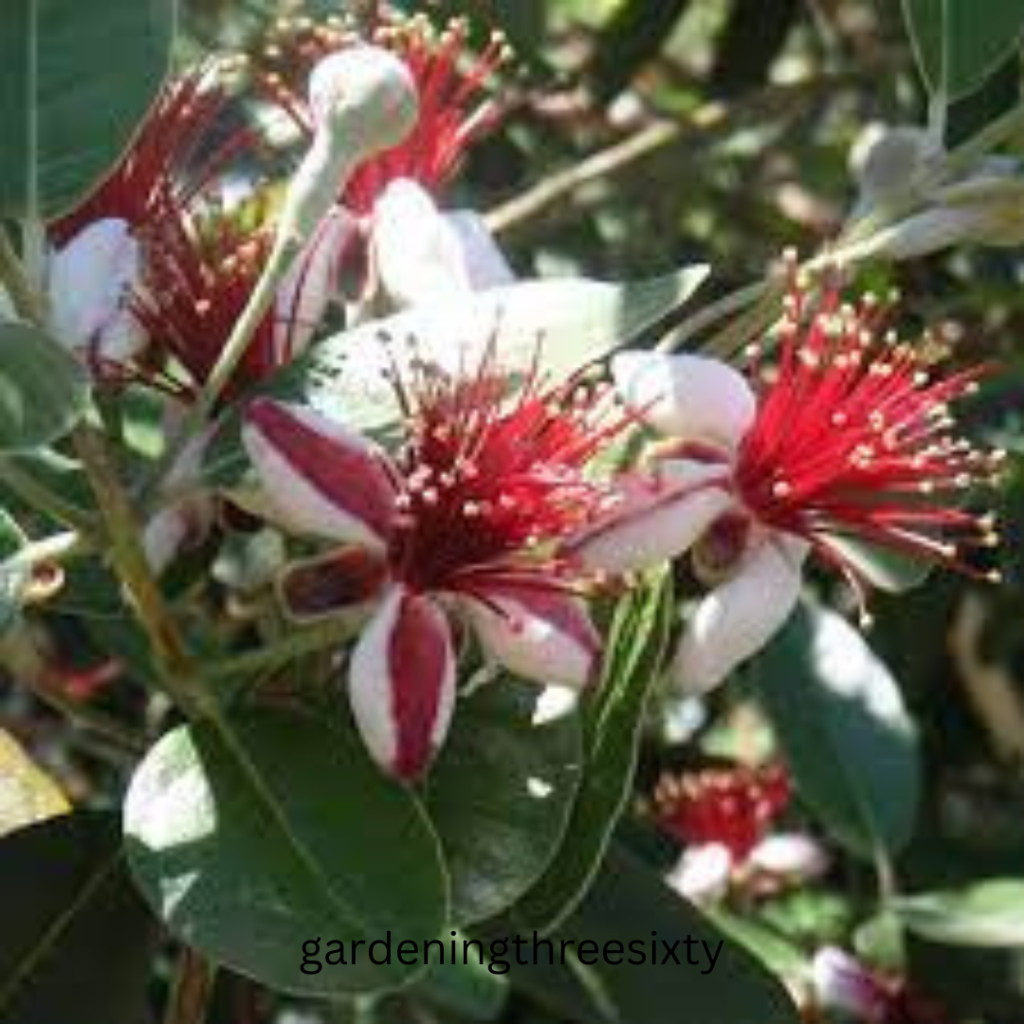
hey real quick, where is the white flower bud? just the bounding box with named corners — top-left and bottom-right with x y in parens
top-left (811, 947), bottom-right (887, 1017)
top-left (747, 832), bottom-right (830, 880)
top-left (278, 46), bottom-right (419, 245)
top-left (665, 843), bottom-right (733, 904)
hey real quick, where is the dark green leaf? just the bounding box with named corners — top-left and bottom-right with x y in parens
top-left (516, 572), bottom-right (674, 930)
top-left (507, 845), bottom-right (800, 1024)
top-left (0, 812), bottom-right (158, 1024)
top-left (0, 324), bottom-right (88, 450)
top-left (894, 880), bottom-right (1024, 947)
top-left (751, 602), bottom-right (920, 859)
top-left (0, 508), bottom-right (28, 632)
top-left (124, 710), bottom-right (448, 996)
top-left (0, 0), bottom-right (176, 218)
top-left (425, 678), bottom-right (584, 926)
top-left (902, 0), bottom-right (1024, 100)
top-left (412, 945), bottom-right (510, 1021)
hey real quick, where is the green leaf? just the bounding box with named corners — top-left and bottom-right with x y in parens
top-left (751, 602), bottom-right (921, 859)
top-left (203, 268), bottom-right (709, 487)
top-left (902, 0), bottom-right (1024, 100)
top-left (412, 945), bottom-right (510, 1021)
top-left (124, 710), bottom-right (448, 996)
top-left (0, 812), bottom-right (158, 1024)
top-left (0, 0), bottom-right (176, 218)
top-left (894, 880), bottom-right (1024, 947)
top-left (425, 678), bottom-right (584, 926)
top-left (0, 728), bottom-right (69, 837)
top-left (0, 508), bottom-right (29, 632)
top-left (0, 324), bottom-right (88, 450)
top-left (516, 571), bottom-right (674, 930)
top-left (507, 845), bottom-right (801, 1024)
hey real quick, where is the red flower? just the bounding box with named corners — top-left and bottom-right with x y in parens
top-left (242, 342), bottom-right (628, 777)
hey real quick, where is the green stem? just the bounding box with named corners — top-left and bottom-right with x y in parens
top-left (73, 426), bottom-right (212, 717)
top-left (206, 616), bottom-right (359, 684)
top-left (163, 947), bottom-right (216, 1024)
top-left (0, 225), bottom-right (46, 325)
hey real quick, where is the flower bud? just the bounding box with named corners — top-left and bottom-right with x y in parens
top-left (811, 947), bottom-right (888, 1019)
top-left (278, 46), bottom-right (418, 245)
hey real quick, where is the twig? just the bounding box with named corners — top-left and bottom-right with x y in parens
top-left (164, 947), bottom-right (217, 1024)
top-left (485, 70), bottom-right (874, 237)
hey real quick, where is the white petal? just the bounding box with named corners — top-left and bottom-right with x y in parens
top-left (673, 537), bottom-right (807, 695)
top-left (444, 210), bottom-right (515, 290)
top-left (142, 499), bottom-right (214, 575)
top-left (811, 947), bottom-right (884, 1016)
top-left (665, 844), bottom-right (733, 903)
top-left (611, 351), bottom-right (756, 448)
top-left (567, 471), bottom-right (733, 575)
top-left (48, 218), bottom-right (147, 362)
top-left (370, 179), bottom-right (474, 307)
top-left (274, 206), bottom-right (355, 358)
top-left (747, 833), bottom-right (830, 879)
top-left (348, 586), bottom-right (456, 778)
top-left (464, 587), bottom-right (599, 689)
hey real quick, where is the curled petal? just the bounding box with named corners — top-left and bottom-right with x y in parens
top-left (464, 585), bottom-right (599, 689)
top-left (673, 536), bottom-right (807, 696)
top-left (275, 206), bottom-right (355, 359)
top-left (665, 843), bottom-right (733, 904)
top-left (566, 469), bottom-right (733, 575)
top-left (243, 398), bottom-right (397, 551)
top-left (611, 351), bottom-right (756, 448)
top-left (278, 546), bottom-right (389, 620)
top-left (48, 218), bottom-right (147, 362)
top-left (349, 587), bottom-right (456, 779)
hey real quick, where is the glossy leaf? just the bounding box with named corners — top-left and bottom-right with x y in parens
top-left (425, 678), bottom-right (583, 925)
top-left (894, 880), bottom-right (1024, 947)
top-left (203, 267), bottom-right (709, 486)
top-left (902, 0), bottom-right (1024, 100)
top-left (0, 812), bottom-right (158, 1024)
top-left (507, 845), bottom-right (800, 1024)
top-left (0, 0), bottom-right (176, 218)
top-left (0, 508), bottom-right (29, 632)
top-left (751, 602), bottom-right (921, 859)
top-left (517, 571), bottom-right (674, 930)
top-left (0, 324), bottom-right (88, 450)
top-left (0, 728), bottom-right (68, 837)
top-left (124, 710), bottom-right (448, 995)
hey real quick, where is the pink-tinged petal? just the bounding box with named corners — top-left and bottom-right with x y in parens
top-left (274, 206), bottom-right (355, 359)
top-left (142, 498), bottom-right (214, 575)
top-left (665, 843), bottom-right (733, 904)
top-left (747, 833), bottom-right (830, 880)
top-left (673, 536), bottom-right (807, 695)
top-left (566, 469), bottom-right (734, 575)
top-left (48, 218), bottom-right (148, 362)
top-left (443, 210), bottom-right (515, 291)
top-left (242, 398), bottom-right (397, 551)
top-left (348, 587), bottom-right (456, 779)
top-left (369, 179), bottom-right (473, 306)
top-left (811, 947), bottom-right (888, 1018)
top-left (278, 546), bottom-right (389, 620)
top-left (611, 351), bottom-right (756, 448)
top-left (463, 585), bottom-right (599, 689)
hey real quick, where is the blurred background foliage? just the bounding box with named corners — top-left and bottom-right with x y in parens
top-left (2, 0), bottom-right (1022, 1021)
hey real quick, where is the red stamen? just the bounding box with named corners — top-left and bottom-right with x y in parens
top-left (652, 763), bottom-right (792, 861)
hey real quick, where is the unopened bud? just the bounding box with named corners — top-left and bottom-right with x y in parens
top-left (278, 46), bottom-right (418, 245)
